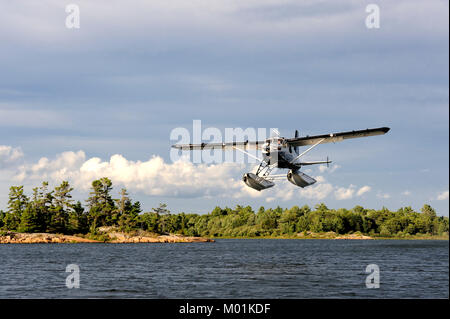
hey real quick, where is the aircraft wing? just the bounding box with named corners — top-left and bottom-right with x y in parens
top-left (285, 127), bottom-right (390, 147)
top-left (172, 140), bottom-right (265, 150)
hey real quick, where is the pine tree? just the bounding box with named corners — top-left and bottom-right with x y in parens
top-left (118, 200), bottom-right (141, 232)
top-left (6, 186), bottom-right (29, 231)
top-left (7, 186), bottom-right (28, 215)
top-left (67, 201), bottom-right (88, 234)
top-left (153, 203), bottom-right (170, 234)
top-left (47, 206), bottom-right (68, 234)
top-left (45, 181), bottom-right (74, 233)
top-left (86, 177), bottom-right (115, 231)
top-left (113, 188), bottom-right (130, 225)
top-left (53, 181), bottom-right (74, 211)
top-left (18, 204), bottom-right (41, 233)
top-left (36, 182), bottom-right (54, 231)
top-left (0, 210), bottom-right (5, 229)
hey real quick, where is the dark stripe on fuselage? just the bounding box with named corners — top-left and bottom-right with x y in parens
top-left (262, 151), bottom-right (299, 170)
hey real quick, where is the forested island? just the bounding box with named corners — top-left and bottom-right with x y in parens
top-left (0, 177), bottom-right (448, 243)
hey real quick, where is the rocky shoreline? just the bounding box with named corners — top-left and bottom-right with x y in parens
top-left (107, 233), bottom-right (215, 243)
top-left (334, 234), bottom-right (373, 240)
top-left (296, 231), bottom-right (373, 240)
top-left (0, 231), bottom-right (214, 244)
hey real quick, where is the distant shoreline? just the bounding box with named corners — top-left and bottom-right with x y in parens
top-left (210, 236), bottom-right (449, 240)
top-left (1, 231), bottom-right (447, 243)
top-left (2, 180), bottom-right (448, 242)
top-left (0, 231), bottom-right (214, 244)
top-left (211, 232), bottom-right (449, 241)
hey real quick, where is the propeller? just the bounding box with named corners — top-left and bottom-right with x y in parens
top-left (294, 130), bottom-right (299, 154)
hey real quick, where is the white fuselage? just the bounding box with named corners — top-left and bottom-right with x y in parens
top-left (261, 137), bottom-right (298, 169)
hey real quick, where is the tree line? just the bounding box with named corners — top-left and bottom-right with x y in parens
top-left (0, 178), bottom-right (448, 238)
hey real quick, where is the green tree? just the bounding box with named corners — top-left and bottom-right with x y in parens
top-left (34, 182), bottom-right (55, 231)
top-left (8, 186), bottom-right (28, 215)
top-left (257, 209), bottom-right (278, 233)
top-left (53, 181), bottom-right (74, 211)
top-left (47, 206), bottom-right (68, 234)
top-left (421, 204), bottom-right (437, 218)
top-left (86, 177), bottom-right (115, 231)
top-left (420, 204), bottom-right (437, 234)
top-left (279, 208), bottom-right (300, 234)
top-left (67, 201), bottom-right (89, 234)
top-left (46, 181), bottom-right (74, 233)
top-left (6, 186), bottom-right (29, 231)
top-left (152, 203), bottom-right (170, 233)
top-left (296, 215), bottom-right (310, 232)
top-left (139, 212), bottom-right (160, 233)
top-left (0, 210), bottom-right (5, 229)
top-left (153, 203), bottom-right (170, 215)
top-left (118, 201), bottom-right (141, 232)
top-left (379, 225), bottom-right (392, 237)
top-left (18, 204), bottom-right (41, 233)
top-left (114, 188), bottom-right (130, 221)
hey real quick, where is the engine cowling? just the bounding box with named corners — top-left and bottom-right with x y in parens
top-left (287, 170), bottom-right (317, 188)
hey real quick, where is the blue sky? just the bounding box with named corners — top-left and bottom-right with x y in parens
top-left (0, 0), bottom-right (448, 215)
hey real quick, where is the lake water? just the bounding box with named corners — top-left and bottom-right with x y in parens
top-left (0, 239), bottom-right (447, 298)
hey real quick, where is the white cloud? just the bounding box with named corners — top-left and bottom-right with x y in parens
top-left (265, 196), bottom-right (275, 203)
top-left (0, 146), bottom-right (388, 204)
top-left (334, 184), bottom-right (355, 200)
top-left (356, 185), bottom-right (371, 196)
top-left (9, 148), bottom-right (334, 201)
top-left (402, 190), bottom-right (411, 196)
top-left (436, 190), bottom-right (449, 200)
top-left (14, 150), bottom-right (248, 198)
top-left (11, 148), bottom-right (338, 201)
top-left (318, 164), bottom-right (340, 173)
top-left (377, 192), bottom-right (391, 199)
top-left (0, 145), bottom-right (23, 167)
top-left (299, 182), bottom-right (334, 200)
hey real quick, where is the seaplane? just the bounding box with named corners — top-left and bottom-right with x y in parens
top-left (172, 127), bottom-right (390, 191)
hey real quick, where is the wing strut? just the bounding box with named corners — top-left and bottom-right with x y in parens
top-left (232, 146), bottom-right (263, 163)
top-left (290, 138), bottom-right (326, 164)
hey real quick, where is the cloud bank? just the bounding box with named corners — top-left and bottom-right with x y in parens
top-left (2, 145), bottom-right (374, 203)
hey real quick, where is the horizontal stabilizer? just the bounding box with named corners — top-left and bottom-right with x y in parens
top-left (297, 160), bottom-right (332, 166)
